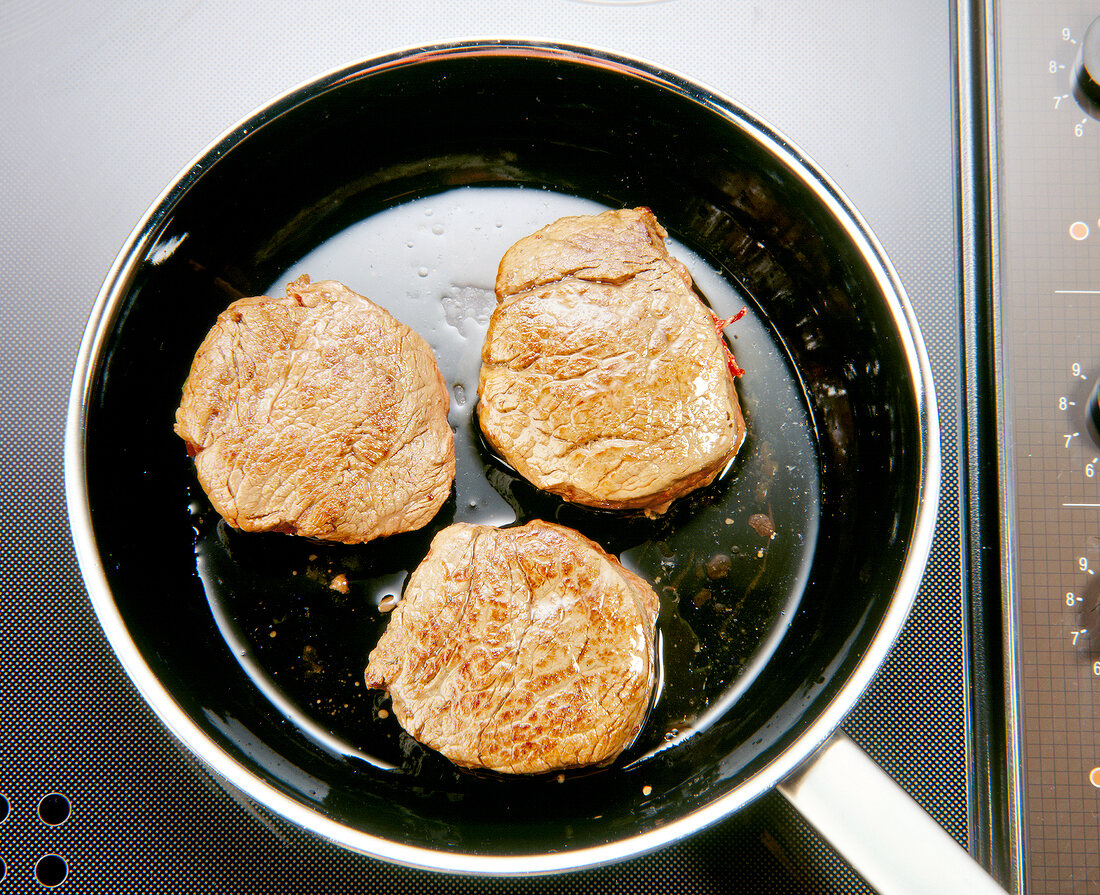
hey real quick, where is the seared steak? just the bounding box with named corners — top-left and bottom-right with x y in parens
top-left (364, 519), bottom-right (659, 774)
top-left (174, 275), bottom-right (455, 543)
top-left (478, 207), bottom-right (746, 514)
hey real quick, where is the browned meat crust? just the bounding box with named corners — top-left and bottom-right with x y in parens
top-left (364, 519), bottom-right (660, 774)
top-left (174, 275), bottom-right (455, 543)
top-left (478, 207), bottom-right (746, 514)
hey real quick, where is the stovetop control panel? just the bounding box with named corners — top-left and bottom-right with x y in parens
top-left (993, 2), bottom-right (1100, 892)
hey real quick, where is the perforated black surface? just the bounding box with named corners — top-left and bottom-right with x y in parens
top-left (1, 1), bottom-right (970, 891)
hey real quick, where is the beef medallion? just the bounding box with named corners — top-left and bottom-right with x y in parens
top-left (174, 275), bottom-right (455, 544)
top-left (478, 207), bottom-right (746, 514)
top-left (364, 519), bottom-right (660, 774)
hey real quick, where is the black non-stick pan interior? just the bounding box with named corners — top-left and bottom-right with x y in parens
top-left (77, 44), bottom-right (925, 863)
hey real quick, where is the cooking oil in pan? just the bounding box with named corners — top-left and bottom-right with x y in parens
top-left (193, 186), bottom-right (820, 775)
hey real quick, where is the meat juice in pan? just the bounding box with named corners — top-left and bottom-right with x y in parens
top-left (191, 186), bottom-right (820, 775)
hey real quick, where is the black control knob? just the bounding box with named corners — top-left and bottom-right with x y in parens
top-left (1089, 377), bottom-right (1100, 445)
top-left (1074, 17), bottom-right (1100, 114)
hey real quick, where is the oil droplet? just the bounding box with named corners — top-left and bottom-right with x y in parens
top-left (417, 267), bottom-right (429, 278)
top-left (705, 554), bottom-right (732, 580)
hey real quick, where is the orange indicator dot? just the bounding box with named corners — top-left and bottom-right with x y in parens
top-left (1070, 221), bottom-right (1090, 241)
top-left (1089, 767), bottom-right (1100, 788)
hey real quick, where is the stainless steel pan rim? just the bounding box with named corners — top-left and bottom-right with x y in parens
top-left (65, 38), bottom-right (940, 876)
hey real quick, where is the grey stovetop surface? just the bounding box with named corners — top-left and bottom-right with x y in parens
top-left (0, 2), bottom-right (963, 892)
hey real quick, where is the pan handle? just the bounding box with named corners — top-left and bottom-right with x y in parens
top-left (777, 730), bottom-right (1008, 894)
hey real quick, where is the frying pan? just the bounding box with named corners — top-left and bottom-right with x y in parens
top-left (65, 40), bottom-right (1005, 893)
